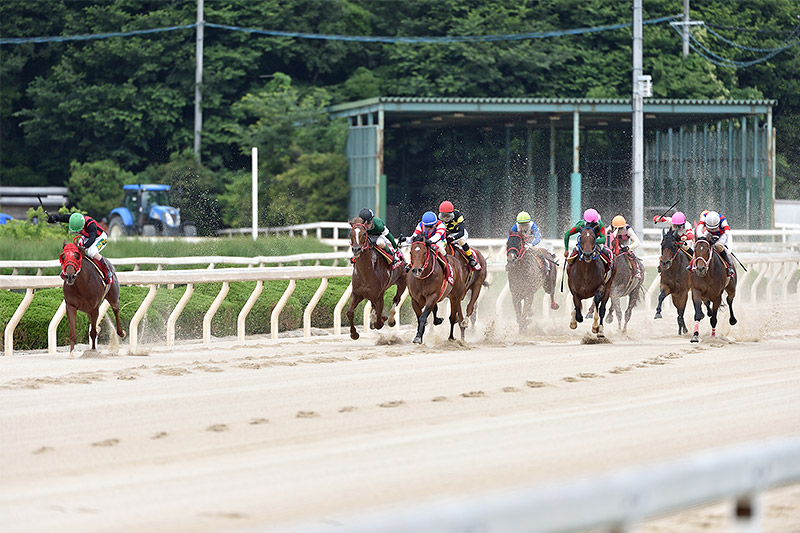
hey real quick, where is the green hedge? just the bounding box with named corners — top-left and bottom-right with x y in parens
top-left (0, 278), bottom-right (412, 351)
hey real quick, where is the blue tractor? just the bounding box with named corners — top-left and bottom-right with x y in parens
top-left (108, 184), bottom-right (196, 238)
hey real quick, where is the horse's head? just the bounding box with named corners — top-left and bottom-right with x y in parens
top-left (506, 233), bottom-right (523, 266)
top-left (349, 217), bottom-right (368, 258)
top-left (408, 234), bottom-right (430, 278)
top-left (578, 226), bottom-right (597, 262)
top-left (660, 229), bottom-right (679, 269)
top-left (59, 241), bottom-right (82, 285)
top-left (693, 238), bottom-right (712, 277)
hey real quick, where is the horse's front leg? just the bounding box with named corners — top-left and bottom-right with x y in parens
top-left (346, 293), bottom-right (364, 340)
top-left (88, 308), bottom-right (99, 351)
top-left (709, 297), bottom-right (722, 336)
top-left (432, 303), bottom-right (444, 326)
top-left (413, 300), bottom-right (435, 344)
top-left (655, 288), bottom-right (667, 319)
top-left (596, 290), bottom-right (610, 338)
top-left (673, 291), bottom-right (689, 335)
top-left (570, 294), bottom-right (582, 329)
top-left (371, 296), bottom-right (386, 330)
top-left (592, 291), bottom-right (602, 335)
top-left (66, 305), bottom-right (78, 358)
top-left (691, 292), bottom-right (704, 343)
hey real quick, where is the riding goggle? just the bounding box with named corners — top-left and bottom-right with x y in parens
top-left (438, 212), bottom-right (454, 222)
top-left (424, 224), bottom-right (436, 231)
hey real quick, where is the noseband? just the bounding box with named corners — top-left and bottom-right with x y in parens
top-left (349, 223), bottom-right (371, 255)
top-left (690, 239), bottom-right (711, 275)
top-left (59, 244), bottom-right (82, 280)
top-left (660, 237), bottom-right (680, 268)
top-left (410, 241), bottom-right (435, 279)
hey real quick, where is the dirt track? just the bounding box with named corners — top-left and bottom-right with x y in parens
top-left (1, 300), bottom-right (799, 533)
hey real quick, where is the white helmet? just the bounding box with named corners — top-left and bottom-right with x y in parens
top-left (705, 211), bottom-right (721, 229)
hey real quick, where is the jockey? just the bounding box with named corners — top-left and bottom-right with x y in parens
top-left (358, 208), bottom-right (403, 266)
top-left (437, 200), bottom-right (481, 271)
top-left (694, 209), bottom-right (712, 239)
top-left (695, 210), bottom-right (735, 277)
top-left (509, 211), bottom-right (542, 248)
top-left (48, 212), bottom-right (113, 284)
top-left (407, 211), bottom-right (447, 258)
top-left (653, 210), bottom-right (694, 250)
top-left (563, 208), bottom-right (614, 273)
top-left (608, 215), bottom-right (643, 279)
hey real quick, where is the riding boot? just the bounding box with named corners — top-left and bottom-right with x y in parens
top-left (723, 252), bottom-right (735, 277)
top-left (96, 257), bottom-right (112, 284)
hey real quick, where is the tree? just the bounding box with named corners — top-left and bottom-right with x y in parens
top-left (66, 160), bottom-right (132, 218)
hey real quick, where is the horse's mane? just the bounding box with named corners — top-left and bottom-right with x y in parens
top-left (662, 228), bottom-right (677, 244)
top-left (350, 216), bottom-right (365, 225)
top-left (411, 234), bottom-right (426, 243)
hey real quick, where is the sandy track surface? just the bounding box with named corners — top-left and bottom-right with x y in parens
top-left (2, 301), bottom-right (799, 533)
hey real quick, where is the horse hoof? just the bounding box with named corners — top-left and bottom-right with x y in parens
top-left (412, 336), bottom-right (423, 344)
top-left (654, 312), bottom-right (662, 319)
top-left (119, 330), bottom-right (127, 339)
top-left (730, 317), bottom-right (737, 326)
top-left (350, 331), bottom-right (360, 340)
top-left (374, 322), bottom-right (384, 330)
top-left (597, 331), bottom-right (605, 338)
top-left (433, 317), bottom-right (444, 326)
top-left (550, 302), bottom-right (560, 310)
top-left (592, 325), bottom-right (599, 334)
top-left (690, 334), bottom-right (699, 343)
top-left (459, 320), bottom-right (468, 328)
top-left (387, 318), bottom-right (396, 327)
top-left (569, 320), bottom-right (577, 330)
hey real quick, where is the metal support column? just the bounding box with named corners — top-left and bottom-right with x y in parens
top-left (754, 115), bottom-right (760, 227)
top-left (571, 110), bottom-right (581, 223)
top-left (767, 107), bottom-right (774, 227)
top-left (742, 117), bottom-right (748, 227)
top-left (632, 0), bottom-right (645, 237)
top-left (548, 120), bottom-right (558, 238)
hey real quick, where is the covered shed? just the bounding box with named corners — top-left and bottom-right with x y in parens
top-left (329, 97), bottom-right (775, 237)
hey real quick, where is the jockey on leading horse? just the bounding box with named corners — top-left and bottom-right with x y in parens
top-left (49, 212), bottom-right (114, 285)
top-left (563, 208), bottom-right (614, 278)
top-left (357, 208), bottom-right (404, 267)
top-left (695, 210), bottom-right (735, 277)
top-left (437, 200), bottom-right (481, 271)
top-left (608, 215), bottom-right (643, 280)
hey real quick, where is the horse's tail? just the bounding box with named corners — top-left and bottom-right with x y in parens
top-left (482, 279), bottom-right (491, 288)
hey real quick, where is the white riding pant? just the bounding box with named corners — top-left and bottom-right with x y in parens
top-left (452, 229), bottom-right (469, 246)
top-left (79, 232), bottom-right (108, 260)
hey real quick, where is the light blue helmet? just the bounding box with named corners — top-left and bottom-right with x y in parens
top-left (422, 211), bottom-right (438, 226)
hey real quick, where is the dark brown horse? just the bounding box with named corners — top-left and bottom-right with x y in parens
top-left (59, 241), bottom-right (125, 358)
top-left (445, 240), bottom-right (488, 326)
top-left (407, 235), bottom-right (468, 344)
top-left (689, 237), bottom-right (737, 342)
top-left (654, 229), bottom-right (692, 335)
top-left (606, 239), bottom-right (644, 334)
top-left (566, 227), bottom-right (615, 337)
top-left (506, 233), bottom-right (559, 332)
top-left (346, 217), bottom-right (407, 340)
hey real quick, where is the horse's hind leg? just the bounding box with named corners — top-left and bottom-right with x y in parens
top-left (66, 305), bottom-right (78, 358)
top-left (726, 285), bottom-right (737, 326)
top-left (592, 292), bottom-right (602, 335)
top-left (107, 283), bottom-right (126, 339)
top-left (387, 278), bottom-right (406, 328)
top-left (432, 304), bottom-right (444, 326)
top-left (655, 288), bottom-right (667, 319)
top-left (674, 291), bottom-right (689, 335)
top-left (88, 308), bottom-right (99, 351)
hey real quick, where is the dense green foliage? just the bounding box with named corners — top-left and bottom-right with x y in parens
top-left (1, 0), bottom-right (798, 211)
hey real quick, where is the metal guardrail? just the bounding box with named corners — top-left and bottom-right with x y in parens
top-left (268, 435), bottom-right (800, 533)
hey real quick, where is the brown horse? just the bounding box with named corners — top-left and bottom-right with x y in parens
top-left (566, 227), bottom-right (615, 337)
top-left (506, 233), bottom-right (559, 332)
top-left (445, 240), bottom-right (488, 326)
top-left (59, 241), bottom-right (125, 358)
top-left (606, 239), bottom-right (644, 334)
top-left (406, 235), bottom-right (468, 343)
top-left (654, 229), bottom-right (692, 335)
top-left (346, 217), bottom-right (407, 340)
top-left (689, 237), bottom-right (737, 342)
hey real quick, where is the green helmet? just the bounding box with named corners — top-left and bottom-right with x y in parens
top-left (516, 211), bottom-right (532, 224)
top-left (68, 213), bottom-right (85, 232)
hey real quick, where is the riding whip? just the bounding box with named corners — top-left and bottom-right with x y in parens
top-left (560, 256), bottom-right (566, 292)
top-left (36, 194), bottom-right (51, 218)
top-left (654, 199), bottom-right (680, 225)
top-left (729, 250), bottom-right (748, 272)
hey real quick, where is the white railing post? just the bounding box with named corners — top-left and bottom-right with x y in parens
top-left (394, 287), bottom-right (409, 334)
top-left (495, 282), bottom-right (511, 319)
top-left (333, 282), bottom-right (353, 336)
top-left (750, 263), bottom-right (768, 303)
top-left (303, 278), bottom-right (328, 337)
top-left (237, 280), bottom-right (263, 341)
top-left (47, 300), bottom-right (67, 354)
top-left (363, 301), bottom-right (372, 336)
top-left (203, 282), bottom-right (230, 345)
top-left (271, 279), bottom-right (296, 339)
top-left (167, 283), bottom-right (194, 347)
top-left (129, 284), bottom-right (157, 353)
top-left (4, 288), bottom-right (34, 357)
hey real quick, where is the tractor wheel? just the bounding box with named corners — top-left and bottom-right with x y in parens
top-left (108, 216), bottom-right (127, 240)
top-left (142, 224), bottom-right (157, 237)
top-left (183, 224), bottom-right (197, 237)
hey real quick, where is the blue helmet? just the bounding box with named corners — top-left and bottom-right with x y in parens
top-left (421, 211), bottom-right (438, 226)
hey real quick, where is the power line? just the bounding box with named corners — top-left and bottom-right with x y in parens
top-left (703, 23), bottom-right (800, 53)
top-left (1, 15), bottom-right (682, 46)
top-left (671, 23), bottom-right (800, 68)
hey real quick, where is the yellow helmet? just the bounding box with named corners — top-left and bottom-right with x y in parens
top-left (611, 215), bottom-right (626, 228)
top-left (516, 211), bottom-right (532, 224)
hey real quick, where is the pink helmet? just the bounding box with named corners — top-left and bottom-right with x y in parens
top-left (671, 211), bottom-right (686, 225)
top-left (583, 208), bottom-right (600, 223)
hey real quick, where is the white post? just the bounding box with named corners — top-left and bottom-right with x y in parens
top-left (252, 146), bottom-right (258, 241)
top-left (632, 0), bottom-right (645, 238)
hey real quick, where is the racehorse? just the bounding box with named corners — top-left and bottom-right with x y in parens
top-left (606, 239), bottom-right (644, 334)
top-left (59, 240), bottom-right (125, 358)
top-left (566, 227), bottom-right (615, 337)
top-left (506, 233), bottom-right (559, 332)
top-left (654, 229), bottom-right (692, 335)
top-left (346, 217), bottom-right (407, 340)
top-left (689, 237), bottom-right (737, 342)
top-left (445, 240), bottom-right (488, 326)
top-left (406, 235), bottom-right (468, 344)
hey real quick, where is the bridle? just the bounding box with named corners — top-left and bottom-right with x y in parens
top-left (577, 228), bottom-right (598, 262)
top-left (409, 240), bottom-right (435, 279)
top-left (691, 238), bottom-right (712, 276)
top-left (506, 232), bottom-right (526, 264)
top-left (660, 232), bottom-right (680, 269)
top-left (349, 223), bottom-right (372, 257)
top-left (59, 243), bottom-right (82, 284)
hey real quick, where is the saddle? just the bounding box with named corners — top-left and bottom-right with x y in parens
top-left (567, 246), bottom-right (614, 282)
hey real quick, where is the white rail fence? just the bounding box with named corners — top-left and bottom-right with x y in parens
top-left (271, 434), bottom-right (800, 533)
top-left (2, 252), bottom-right (799, 357)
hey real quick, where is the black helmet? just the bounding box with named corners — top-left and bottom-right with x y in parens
top-left (359, 208), bottom-right (374, 222)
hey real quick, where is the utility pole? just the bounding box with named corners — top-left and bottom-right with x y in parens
top-left (194, 0), bottom-right (204, 162)
top-left (632, 0), bottom-right (644, 238)
top-left (683, 0), bottom-right (690, 57)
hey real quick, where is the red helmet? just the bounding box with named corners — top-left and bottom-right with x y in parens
top-left (438, 200), bottom-right (454, 213)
